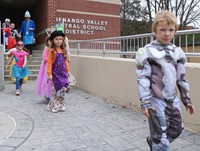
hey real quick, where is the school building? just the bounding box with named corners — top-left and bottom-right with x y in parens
top-left (0, 0), bottom-right (120, 46)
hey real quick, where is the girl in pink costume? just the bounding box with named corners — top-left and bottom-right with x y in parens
top-left (6, 40), bottom-right (31, 95)
top-left (34, 36), bottom-right (51, 101)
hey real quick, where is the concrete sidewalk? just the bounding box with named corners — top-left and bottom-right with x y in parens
top-left (0, 112), bottom-right (16, 145)
top-left (0, 81), bottom-right (200, 151)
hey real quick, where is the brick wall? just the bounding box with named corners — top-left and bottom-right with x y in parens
top-left (56, 12), bottom-right (120, 40)
top-left (55, 0), bottom-right (120, 40)
top-left (32, 0), bottom-right (49, 45)
top-left (35, 0), bottom-right (120, 45)
top-left (32, 0), bottom-right (48, 34)
top-left (47, 0), bottom-right (57, 27)
top-left (57, 0), bottom-right (120, 15)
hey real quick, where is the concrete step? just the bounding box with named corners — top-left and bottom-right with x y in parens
top-left (4, 69), bottom-right (39, 75)
top-left (5, 74), bottom-right (38, 81)
top-left (32, 50), bottom-right (44, 53)
top-left (27, 57), bottom-right (43, 61)
top-left (29, 53), bottom-right (44, 57)
top-left (4, 61), bottom-right (42, 65)
top-left (4, 50), bottom-right (43, 55)
top-left (26, 65), bottom-right (41, 70)
top-left (4, 56), bottom-right (43, 62)
top-left (4, 65), bottom-right (41, 69)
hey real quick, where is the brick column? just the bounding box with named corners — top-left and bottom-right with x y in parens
top-left (47, 0), bottom-right (57, 28)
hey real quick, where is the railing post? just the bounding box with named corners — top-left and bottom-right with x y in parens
top-left (77, 42), bottom-right (80, 55)
top-left (0, 45), bottom-right (5, 91)
top-left (150, 35), bottom-right (154, 42)
top-left (103, 41), bottom-right (105, 57)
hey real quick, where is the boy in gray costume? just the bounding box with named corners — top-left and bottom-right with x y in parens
top-left (136, 10), bottom-right (195, 151)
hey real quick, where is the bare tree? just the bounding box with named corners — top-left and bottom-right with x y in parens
top-left (121, 0), bottom-right (141, 20)
top-left (144, 0), bottom-right (200, 29)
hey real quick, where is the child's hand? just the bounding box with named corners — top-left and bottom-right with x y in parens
top-left (48, 75), bottom-right (52, 80)
top-left (22, 64), bottom-right (26, 68)
top-left (142, 107), bottom-right (156, 117)
top-left (186, 104), bottom-right (195, 114)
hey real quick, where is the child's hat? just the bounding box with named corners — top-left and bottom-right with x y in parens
top-left (24, 11), bottom-right (31, 17)
top-left (5, 18), bottom-right (10, 22)
top-left (50, 30), bottom-right (65, 41)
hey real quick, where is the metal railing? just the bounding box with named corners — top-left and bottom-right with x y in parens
top-left (69, 29), bottom-right (200, 58)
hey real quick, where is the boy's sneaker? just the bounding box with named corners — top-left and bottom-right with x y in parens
top-left (16, 89), bottom-right (20, 96)
top-left (146, 136), bottom-right (152, 151)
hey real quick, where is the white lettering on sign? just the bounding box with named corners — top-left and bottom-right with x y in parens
top-left (56, 17), bottom-right (108, 36)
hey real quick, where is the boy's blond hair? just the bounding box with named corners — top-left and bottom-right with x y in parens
top-left (152, 10), bottom-right (178, 33)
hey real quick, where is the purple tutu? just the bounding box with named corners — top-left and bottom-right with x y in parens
top-left (34, 61), bottom-right (52, 97)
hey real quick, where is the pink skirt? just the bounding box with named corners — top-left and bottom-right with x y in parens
top-left (34, 61), bottom-right (52, 97)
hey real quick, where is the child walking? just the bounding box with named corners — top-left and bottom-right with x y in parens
top-left (5, 47), bottom-right (29, 82)
top-left (135, 10), bottom-right (195, 151)
top-left (7, 23), bottom-right (19, 50)
top-left (47, 30), bottom-right (70, 113)
top-left (34, 36), bottom-right (51, 102)
top-left (6, 40), bottom-right (31, 95)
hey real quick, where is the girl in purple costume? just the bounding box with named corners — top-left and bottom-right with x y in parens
top-left (47, 30), bottom-right (70, 113)
top-left (34, 36), bottom-right (51, 101)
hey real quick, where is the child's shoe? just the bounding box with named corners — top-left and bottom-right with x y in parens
top-left (44, 96), bottom-right (51, 103)
top-left (16, 89), bottom-right (20, 96)
top-left (146, 136), bottom-right (152, 151)
top-left (47, 103), bottom-right (53, 111)
top-left (19, 86), bottom-right (23, 91)
top-left (52, 107), bottom-right (59, 113)
top-left (60, 105), bottom-right (65, 111)
top-left (51, 104), bottom-right (61, 113)
top-left (66, 86), bottom-right (70, 93)
top-left (51, 104), bottom-right (65, 113)
top-left (46, 97), bottom-right (51, 103)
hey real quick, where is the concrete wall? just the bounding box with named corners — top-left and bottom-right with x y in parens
top-left (69, 55), bottom-right (200, 129)
top-left (0, 46), bottom-right (5, 91)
